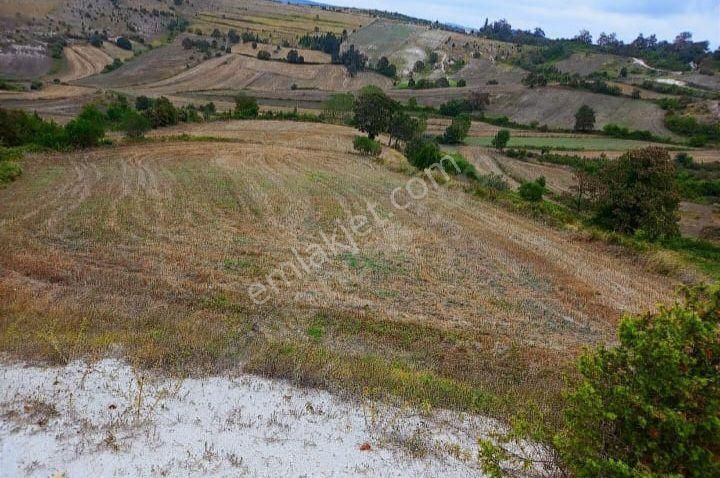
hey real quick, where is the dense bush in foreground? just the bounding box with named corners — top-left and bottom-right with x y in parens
top-left (352, 136), bottom-right (381, 156)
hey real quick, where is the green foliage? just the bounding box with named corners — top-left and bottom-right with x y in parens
top-left (557, 284), bottom-right (720, 478)
top-left (234, 93), bottom-right (259, 118)
top-left (574, 104), bottom-right (596, 132)
top-left (257, 50), bottom-right (271, 60)
top-left (135, 95), bottom-right (152, 111)
top-left (603, 123), bottom-right (660, 142)
top-left (103, 58), bottom-right (123, 73)
top-left (63, 105), bottom-right (106, 148)
top-left (593, 147), bottom-right (679, 239)
top-left (440, 114), bottom-right (471, 144)
top-left (321, 93), bottom-right (354, 123)
top-left (491, 129), bottom-right (510, 150)
top-left (388, 111), bottom-right (425, 146)
top-left (144, 96), bottom-right (180, 128)
top-left (375, 56), bottom-right (396, 78)
top-left (353, 136), bottom-right (382, 156)
top-left (122, 110), bottom-right (151, 138)
top-left (441, 153), bottom-right (478, 179)
top-left (666, 114), bottom-right (720, 144)
top-left (518, 177), bottom-right (545, 201)
top-left (353, 86), bottom-right (397, 140)
top-left (0, 157), bottom-right (22, 184)
top-left (405, 137), bottom-right (441, 169)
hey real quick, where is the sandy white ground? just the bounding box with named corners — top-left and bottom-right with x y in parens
top-left (0, 359), bottom-right (498, 477)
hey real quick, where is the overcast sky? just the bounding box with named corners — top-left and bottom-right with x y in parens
top-left (321, 0), bottom-right (720, 48)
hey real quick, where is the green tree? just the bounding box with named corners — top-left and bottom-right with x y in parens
top-left (388, 111), bottom-right (425, 146)
top-left (441, 114), bottom-right (471, 144)
top-left (116, 37), bottom-right (132, 50)
top-left (557, 284), bottom-right (720, 478)
top-left (257, 50), bottom-right (271, 60)
top-left (352, 86), bottom-right (397, 140)
top-left (491, 129), bottom-right (510, 150)
top-left (234, 93), bottom-right (259, 118)
top-left (593, 147), bottom-right (679, 238)
top-left (144, 96), bottom-right (179, 128)
top-left (122, 110), bottom-right (151, 138)
top-left (574, 105), bottom-right (596, 132)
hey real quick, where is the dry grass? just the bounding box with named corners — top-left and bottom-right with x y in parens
top-left (57, 45), bottom-right (112, 82)
top-left (0, 121), bottom-right (676, 422)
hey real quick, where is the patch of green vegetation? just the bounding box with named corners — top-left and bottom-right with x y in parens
top-left (466, 135), bottom-right (662, 151)
top-left (223, 258), bottom-right (253, 272)
top-left (339, 252), bottom-right (398, 274)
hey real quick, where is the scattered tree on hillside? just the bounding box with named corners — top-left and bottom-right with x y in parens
top-left (574, 105), bottom-right (596, 132)
top-left (352, 86), bottom-right (397, 140)
top-left (122, 110), bottom-right (150, 138)
top-left (413, 60), bottom-right (425, 73)
top-left (405, 137), bottom-right (442, 169)
top-left (518, 177), bottom-right (545, 201)
top-left (375, 56), bottom-right (397, 78)
top-left (491, 129), bottom-right (510, 151)
top-left (257, 50), bottom-right (271, 60)
top-left (592, 147), bottom-right (679, 238)
top-left (387, 111), bottom-right (425, 147)
top-left (143, 96), bottom-right (179, 128)
top-left (440, 114), bottom-right (471, 144)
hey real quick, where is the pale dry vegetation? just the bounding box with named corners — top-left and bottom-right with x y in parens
top-left (0, 121), bottom-right (676, 423)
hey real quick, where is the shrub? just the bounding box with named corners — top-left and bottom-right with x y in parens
top-left (456, 78), bottom-right (466, 87)
top-left (143, 96), bottom-right (179, 128)
top-left (574, 104), bottom-right (596, 132)
top-left (135, 95), bottom-right (152, 111)
top-left (116, 37), bottom-right (132, 50)
top-left (353, 136), bottom-right (381, 156)
top-left (30, 80), bottom-right (43, 90)
top-left (353, 86), bottom-right (397, 140)
top-left (405, 138), bottom-right (441, 169)
top-left (0, 159), bottom-right (22, 184)
top-left (257, 50), bottom-right (271, 60)
top-left (518, 178), bottom-right (545, 201)
top-left (434, 77), bottom-right (450, 88)
top-left (556, 285), bottom-right (720, 478)
top-left (122, 110), bottom-right (151, 138)
top-left (234, 93), bottom-right (259, 118)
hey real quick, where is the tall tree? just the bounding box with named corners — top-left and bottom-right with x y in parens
top-left (574, 105), bottom-right (596, 132)
top-left (592, 147), bottom-right (679, 238)
top-left (352, 86), bottom-right (397, 140)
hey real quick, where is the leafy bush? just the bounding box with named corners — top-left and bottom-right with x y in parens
top-left (257, 50), bottom-right (271, 60)
top-left (353, 136), bottom-right (382, 156)
top-left (518, 178), bottom-right (545, 201)
top-left (0, 158), bottom-right (22, 184)
top-left (122, 110), bottom-right (151, 138)
top-left (65, 105), bottom-right (106, 147)
top-left (556, 284), bottom-right (720, 478)
top-left (234, 93), bottom-right (259, 118)
top-left (405, 138), bottom-right (441, 169)
top-left (143, 96), bottom-right (179, 128)
top-left (116, 37), bottom-right (132, 50)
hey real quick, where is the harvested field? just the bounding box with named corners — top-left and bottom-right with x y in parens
top-left (78, 37), bottom-right (201, 89)
top-left (0, 85), bottom-right (101, 122)
top-left (487, 86), bottom-right (674, 137)
top-left (555, 52), bottom-right (631, 76)
top-left (0, 121), bottom-right (676, 423)
top-left (455, 58), bottom-right (527, 87)
top-left (133, 54), bottom-right (392, 94)
top-left (57, 45), bottom-right (112, 82)
top-left (232, 43), bottom-right (331, 64)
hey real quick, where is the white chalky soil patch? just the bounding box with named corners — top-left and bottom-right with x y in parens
top-left (0, 360), bottom-right (496, 477)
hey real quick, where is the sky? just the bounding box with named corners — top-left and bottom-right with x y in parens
top-left (321, 0), bottom-right (720, 48)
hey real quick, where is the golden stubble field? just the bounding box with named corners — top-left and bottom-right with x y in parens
top-left (0, 120), bottom-right (676, 421)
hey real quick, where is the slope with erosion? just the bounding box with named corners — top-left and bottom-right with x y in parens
top-left (56, 45), bottom-right (112, 82)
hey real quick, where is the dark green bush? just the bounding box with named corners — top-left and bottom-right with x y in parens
top-left (405, 138), bottom-right (441, 169)
top-left (234, 93), bottom-right (259, 118)
top-left (518, 178), bottom-right (545, 201)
